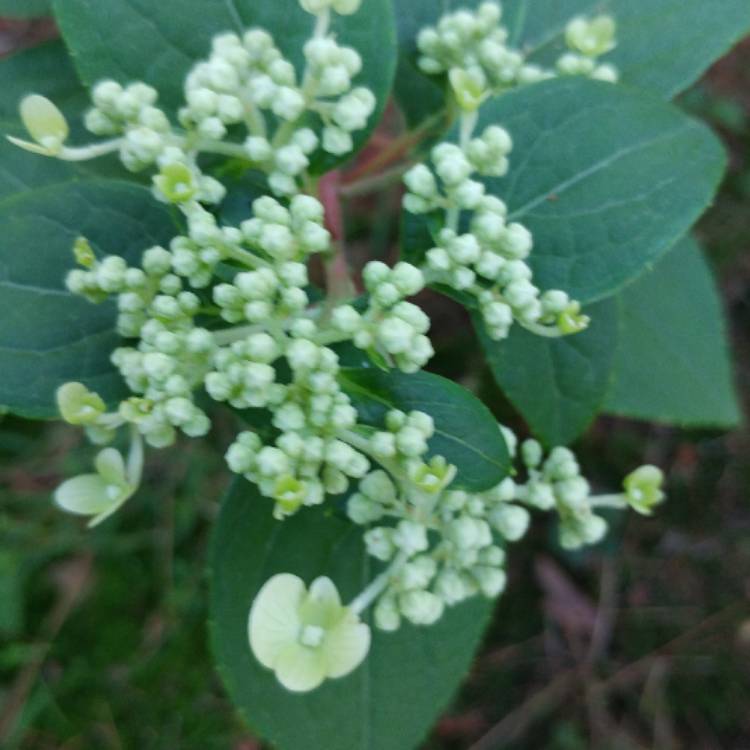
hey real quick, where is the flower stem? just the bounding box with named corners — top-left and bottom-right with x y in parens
top-left (349, 550), bottom-right (410, 615)
top-left (589, 494), bottom-right (628, 510)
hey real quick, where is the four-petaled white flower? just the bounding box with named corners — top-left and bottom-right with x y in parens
top-left (54, 448), bottom-right (137, 527)
top-left (249, 573), bottom-right (370, 692)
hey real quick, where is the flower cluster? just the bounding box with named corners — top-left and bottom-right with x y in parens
top-left (415, 3), bottom-right (618, 110)
top-left (403, 126), bottom-right (588, 340)
top-left (559, 15), bottom-right (618, 82)
top-left (326, 424), bottom-right (666, 637)
top-left (9, 0), bottom-right (665, 696)
top-left (9, 0), bottom-right (374, 200)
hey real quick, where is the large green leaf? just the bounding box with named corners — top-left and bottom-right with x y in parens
top-left (404, 78), bottom-right (725, 305)
top-left (0, 0), bottom-right (50, 17)
top-left (53, 0), bottom-right (397, 165)
top-left (605, 237), bottom-right (741, 428)
top-left (210, 477), bottom-right (493, 750)
top-left (393, 0), bottom-right (750, 126)
top-left (0, 180), bottom-right (176, 418)
top-left (477, 299), bottom-right (619, 446)
top-left (339, 367), bottom-right (510, 491)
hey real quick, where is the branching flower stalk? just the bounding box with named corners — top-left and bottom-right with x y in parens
top-left (8, 0), bottom-right (664, 693)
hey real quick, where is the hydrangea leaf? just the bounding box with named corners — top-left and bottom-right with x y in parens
top-left (0, 0), bottom-right (50, 18)
top-left (476, 298), bottom-right (618, 446)
top-left (393, 0), bottom-right (750, 126)
top-left (0, 180), bottom-right (176, 418)
top-left (52, 0), bottom-right (397, 168)
top-left (339, 367), bottom-right (511, 491)
top-left (604, 236), bottom-right (741, 428)
top-left (210, 477), bottom-right (494, 750)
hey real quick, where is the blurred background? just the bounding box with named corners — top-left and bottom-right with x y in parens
top-left (1, 15), bottom-right (749, 750)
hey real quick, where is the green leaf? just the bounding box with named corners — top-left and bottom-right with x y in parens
top-left (0, 0), bottom-right (50, 18)
top-left (393, 0), bottom-right (750, 126)
top-left (605, 236), bottom-right (741, 428)
top-left (405, 78), bottom-right (725, 304)
top-left (53, 0), bottom-right (397, 166)
top-left (0, 180), bottom-right (176, 418)
top-left (339, 366), bottom-right (510, 491)
top-left (210, 477), bottom-right (493, 750)
top-left (477, 299), bottom-right (619, 446)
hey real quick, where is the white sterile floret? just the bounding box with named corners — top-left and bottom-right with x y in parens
top-left (54, 447), bottom-right (137, 527)
top-left (249, 574), bottom-right (370, 693)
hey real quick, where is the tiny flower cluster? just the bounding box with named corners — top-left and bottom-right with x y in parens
top-left (337, 423), bottom-right (664, 634)
top-left (328, 261), bottom-right (433, 373)
top-left (415, 2), bottom-right (619, 111)
top-left (224, 336), bottom-right (372, 519)
top-left (403, 128), bottom-right (588, 340)
top-left (8, 0), bottom-right (375, 200)
top-left (559, 15), bottom-right (619, 82)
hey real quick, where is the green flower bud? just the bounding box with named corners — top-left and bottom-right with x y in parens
top-left (449, 69), bottom-right (486, 112)
top-left (274, 475), bottom-right (307, 515)
top-left (408, 456), bottom-right (457, 494)
top-left (623, 465), bottom-right (665, 515)
top-left (73, 236), bottom-right (96, 268)
top-left (557, 301), bottom-right (590, 335)
top-left (153, 162), bottom-right (197, 203)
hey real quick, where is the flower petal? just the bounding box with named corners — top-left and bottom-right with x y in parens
top-left (54, 474), bottom-right (120, 516)
top-left (274, 642), bottom-right (327, 693)
top-left (95, 448), bottom-right (127, 485)
top-left (299, 576), bottom-right (343, 627)
top-left (248, 573), bottom-right (304, 669)
top-left (6, 135), bottom-right (56, 156)
top-left (324, 615), bottom-right (371, 679)
top-left (308, 576), bottom-right (341, 607)
top-left (20, 94), bottom-right (68, 145)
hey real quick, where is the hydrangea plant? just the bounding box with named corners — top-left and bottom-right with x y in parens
top-left (1, 0), bottom-right (744, 747)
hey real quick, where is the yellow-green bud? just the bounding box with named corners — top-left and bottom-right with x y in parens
top-left (73, 236), bottom-right (96, 268)
top-left (565, 16), bottom-right (617, 58)
top-left (557, 302), bottom-right (590, 335)
top-left (56, 382), bottom-right (106, 425)
top-left (274, 475), bottom-right (306, 515)
top-left (623, 465), bottom-right (665, 515)
top-left (449, 69), bottom-right (486, 113)
top-left (153, 162), bottom-right (197, 203)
